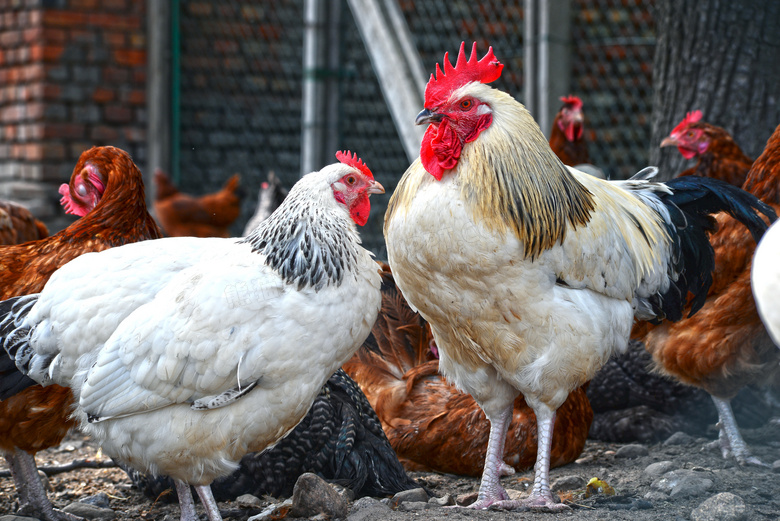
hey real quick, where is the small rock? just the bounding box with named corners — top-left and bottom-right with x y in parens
top-left (389, 487), bottom-right (429, 509)
top-left (38, 470), bottom-right (52, 493)
top-left (644, 461), bottom-right (676, 478)
top-left (347, 499), bottom-right (391, 521)
top-left (772, 460), bottom-right (780, 473)
top-left (289, 473), bottom-right (348, 520)
top-left (62, 502), bottom-right (116, 520)
top-left (80, 493), bottom-right (111, 508)
top-left (664, 431), bottom-right (694, 446)
top-left (428, 494), bottom-right (456, 507)
top-left (644, 490), bottom-right (669, 502)
top-left (691, 492), bottom-right (748, 521)
top-left (615, 444), bottom-right (649, 458)
top-left (575, 454), bottom-right (596, 464)
top-left (456, 491), bottom-right (478, 506)
top-left (236, 494), bottom-right (262, 508)
top-left (652, 469), bottom-right (713, 498)
top-left (552, 475), bottom-right (586, 492)
top-left (1, 516), bottom-right (45, 521)
top-left (398, 501), bottom-right (429, 512)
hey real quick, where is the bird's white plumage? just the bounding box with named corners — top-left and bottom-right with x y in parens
top-left (14, 165), bottom-right (382, 484)
top-left (752, 219), bottom-right (780, 347)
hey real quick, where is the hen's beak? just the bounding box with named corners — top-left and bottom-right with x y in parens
top-left (416, 108), bottom-right (443, 126)
top-left (659, 136), bottom-right (678, 148)
top-left (367, 180), bottom-right (385, 195)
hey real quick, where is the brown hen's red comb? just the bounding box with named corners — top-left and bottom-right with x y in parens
top-left (424, 42), bottom-right (504, 107)
top-left (560, 95), bottom-right (583, 109)
top-left (671, 110), bottom-right (703, 135)
top-left (335, 150), bottom-right (374, 179)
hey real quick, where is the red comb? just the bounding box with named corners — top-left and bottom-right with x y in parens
top-left (424, 42), bottom-right (504, 107)
top-left (671, 110), bottom-right (703, 135)
top-left (560, 95), bottom-right (583, 109)
top-left (335, 150), bottom-right (374, 179)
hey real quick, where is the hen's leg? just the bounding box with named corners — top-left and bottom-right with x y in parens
top-left (195, 484), bottom-right (223, 521)
top-left (710, 396), bottom-right (767, 467)
top-left (520, 405), bottom-right (568, 510)
top-left (174, 480), bottom-right (198, 521)
top-left (5, 448), bottom-right (83, 521)
top-left (465, 404), bottom-right (513, 509)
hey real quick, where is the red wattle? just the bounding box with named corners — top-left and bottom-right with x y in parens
top-left (678, 146), bottom-right (697, 160)
top-left (421, 123), bottom-right (462, 181)
top-left (350, 195), bottom-right (370, 226)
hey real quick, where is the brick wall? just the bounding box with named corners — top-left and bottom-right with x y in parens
top-left (0, 0), bottom-right (146, 231)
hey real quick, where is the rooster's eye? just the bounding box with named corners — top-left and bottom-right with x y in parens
top-left (460, 99), bottom-right (473, 110)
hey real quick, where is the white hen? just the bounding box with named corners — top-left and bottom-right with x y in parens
top-left (752, 220), bottom-right (780, 347)
top-left (0, 151), bottom-right (384, 521)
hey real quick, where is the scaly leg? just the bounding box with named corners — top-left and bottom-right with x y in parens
top-left (5, 448), bottom-right (83, 521)
top-left (709, 395), bottom-right (768, 467)
top-left (195, 484), bottom-right (222, 521)
top-left (174, 480), bottom-right (198, 521)
top-left (520, 405), bottom-right (568, 510)
top-left (464, 404), bottom-right (513, 509)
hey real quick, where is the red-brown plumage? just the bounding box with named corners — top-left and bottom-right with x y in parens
top-left (343, 264), bottom-right (592, 477)
top-left (661, 114), bottom-right (753, 187)
top-left (549, 95), bottom-right (590, 167)
top-left (0, 146), bottom-right (161, 518)
top-left (639, 123), bottom-right (780, 463)
top-left (0, 201), bottom-right (48, 246)
top-left (153, 170), bottom-right (242, 237)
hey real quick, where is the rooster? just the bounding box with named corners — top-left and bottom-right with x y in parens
top-left (0, 201), bottom-right (48, 245)
top-left (0, 151), bottom-right (383, 521)
top-left (753, 224), bottom-right (780, 348)
top-left (343, 263), bottom-right (592, 477)
top-left (0, 146), bottom-right (161, 521)
top-left (383, 43), bottom-right (775, 511)
top-left (154, 170), bottom-right (242, 237)
top-left (660, 110), bottom-right (753, 187)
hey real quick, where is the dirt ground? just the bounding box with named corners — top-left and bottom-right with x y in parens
top-left (1, 421), bottom-right (779, 521)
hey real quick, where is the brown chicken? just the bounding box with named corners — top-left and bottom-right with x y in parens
top-left (660, 110), bottom-right (753, 187)
top-left (153, 169), bottom-right (242, 237)
top-left (0, 201), bottom-right (48, 245)
top-left (549, 95), bottom-right (590, 167)
top-left (639, 122), bottom-right (780, 466)
top-left (0, 146), bottom-right (162, 521)
top-left (343, 263), bottom-right (592, 477)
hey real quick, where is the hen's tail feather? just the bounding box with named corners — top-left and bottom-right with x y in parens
top-left (0, 294), bottom-right (43, 399)
top-left (661, 176), bottom-right (777, 319)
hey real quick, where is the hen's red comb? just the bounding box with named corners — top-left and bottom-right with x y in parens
top-left (335, 150), bottom-right (374, 179)
top-left (671, 110), bottom-right (703, 135)
top-left (424, 42), bottom-right (504, 107)
top-left (560, 95), bottom-right (583, 109)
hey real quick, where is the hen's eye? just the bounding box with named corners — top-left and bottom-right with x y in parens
top-left (460, 99), bottom-right (473, 110)
top-left (76, 184), bottom-right (88, 196)
top-left (347, 176), bottom-right (356, 185)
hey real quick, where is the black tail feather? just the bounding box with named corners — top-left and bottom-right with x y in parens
top-left (0, 294), bottom-right (40, 399)
top-left (660, 176), bottom-right (777, 319)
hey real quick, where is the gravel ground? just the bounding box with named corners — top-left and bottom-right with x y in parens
top-left (1, 421), bottom-right (779, 521)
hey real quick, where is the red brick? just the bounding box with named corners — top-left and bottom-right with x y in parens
top-left (71, 0), bottom-right (99, 9)
top-left (23, 27), bottom-right (43, 44)
top-left (104, 104), bottom-right (131, 123)
top-left (42, 28), bottom-right (67, 43)
top-left (43, 123), bottom-right (85, 139)
top-left (133, 69), bottom-right (146, 83)
top-left (123, 89), bottom-right (144, 105)
top-left (42, 84), bottom-right (61, 100)
top-left (123, 126), bottom-right (145, 142)
top-left (113, 49), bottom-right (145, 67)
top-left (92, 87), bottom-right (115, 103)
top-left (23, 64), bottom-right (44, 81)
top-left (91, 125), bottom-right (118, 141)
top-left (129, 33), bottom-right (145, 48)
top-left (28, 143), bottom-right (66, 161)
top-left (1, 30), bottom-right (21, 47)
top-left (88, 13), bottom-right (140, 31)
top-left (102, 0), bottom-right (129, 11)
top-left (42, 11), bottom-right (90, 27)
top-left (103, 66), bottom-right (129, 83)
top-left (27, 102), bottom-right (44, 120)
top-left (5, 125), bottom-right (16, 140)
top-left (104, 32), bottom-right (125, 47)
top-left (11, 144), bottom-right (24, 159)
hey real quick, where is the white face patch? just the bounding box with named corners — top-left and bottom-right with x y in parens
top-left (331, 181), bottom-right (346, 193)
top-left (476, 104), bottom-right (492, 116)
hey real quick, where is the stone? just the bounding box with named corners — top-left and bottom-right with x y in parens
top-left (651, 469), bottom-right (713, 498)
top-left (644, 460), bottom-right (677, 478)
top-left (398, 501), bottom-right (429, 512)
top-left (236, 494), bottom-right (262, 508)
top-left (388, 487), bottom-right (429, 509)
top-left (347, 498), bottom-right (391, 521)
top-left (61, 502), bottom-right (116, 520)
top-left (80, 493), bottom-right (110, 508)
top-left (664, 431), bottom-right (695, 446)
top-left (551, 474), bottom-right (587, 492)
top-left (428, 494), bottom-right (456, 507)
top-left (690, 492), bottom-right (748, 521)
top-left (289, 473), bottom-right (348, 520)
top-left (615, 444), bottom-right (649, 458)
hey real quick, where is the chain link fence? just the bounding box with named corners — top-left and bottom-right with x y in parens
top-left (175, 0), bottom-right (655, 255)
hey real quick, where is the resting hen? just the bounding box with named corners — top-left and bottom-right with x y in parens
top-left (383, 42), bottom-right (775, 511)
top-left (660, 110), bottom-right (753, 187)
top-left (0, 201), bottom-right (48, 245)
top-left (343, 263), bottom-right (592, 477)
top-left (549, 95), bottom-right (589, 167)
top-left (154, 170), bottom-right (242, 237)
top-left (639, 122), bottom-right (780, 466)
top-left (0, 146), bottom-right (161, 521)
top-left (0, 151), bottom-right (383, 521)
top-left (121, 368), bottom-right (419, 500)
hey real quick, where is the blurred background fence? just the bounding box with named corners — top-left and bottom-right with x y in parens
top-left (171, 0), bottom-right (655, 257)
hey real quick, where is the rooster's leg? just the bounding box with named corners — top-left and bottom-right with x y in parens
top-left (5, 448), bottom-right (83, 521)
top-left (709, 395), bottom-right (768, 467)
top-left (194, 484), bottom-right (223, 521)
top-left (518, 405), bottom-right (568, 511)
top-left (464, 404), bottom-right (513, 509)
top-left (174, 480), bottom-right (198, 521)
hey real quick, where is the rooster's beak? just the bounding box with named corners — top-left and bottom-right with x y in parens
top-left (367, 180), bottom-right (385, 195)
top-left (659, 136), bottom-right (678, 148)
top-left (416, 108), bottom-right (443, 126)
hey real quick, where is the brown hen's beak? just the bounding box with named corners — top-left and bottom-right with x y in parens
top-left (367, 180), bottom-right (385, 195)
top-left (416, 108), bottom-right (443, 126)
top-left (659, 136), bottom-right (678, 148)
